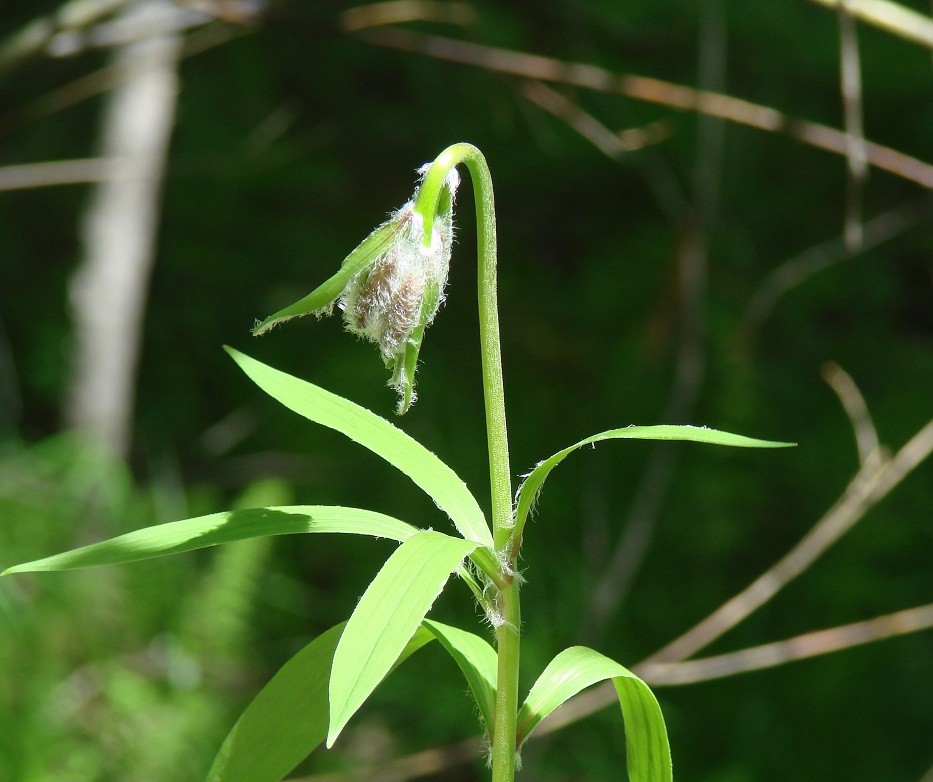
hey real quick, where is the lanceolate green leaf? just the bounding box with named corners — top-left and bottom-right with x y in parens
top-left (327, 530), bottom-right (478, 746)
top-left (517, 646), bottom-right (672, 782)
top-left (227, 348), bottom-right (493, 548)
top-left (515, 425), bottom-right (794, 537)
top-left (207, 623), bottom-right (434, 782)
top-left (423, 619), bottom-right (498, 736)
top-left (251, 218), bottom-right (400, 336)
top-left (1, 506), bottom-right (418, 575)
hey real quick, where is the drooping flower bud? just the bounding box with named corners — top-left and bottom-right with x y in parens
top-left (252, 164), bottom-right (459, 413)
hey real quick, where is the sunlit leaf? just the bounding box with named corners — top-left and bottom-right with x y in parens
top-left (515, 425), bottom-right (794, 534)
top-left (423, 619), bottom-right (498, 736)
top-left (206, 623), bottom-right (434, 782)
top-left (518, 646), bottom-right (671, 782)
top-left (2, 506), bottom-right (418, 575)
top-left (227, 348), bottom-right (493, 548)
top-left (327, 530), bottom-right (478, 746)
top-left (251, 218), bottom-right (400, 336)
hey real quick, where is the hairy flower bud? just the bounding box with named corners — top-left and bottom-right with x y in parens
top-left (339, 167), bottom-right (458, 412)
top-left (251, 162), bottom-right (459, 413)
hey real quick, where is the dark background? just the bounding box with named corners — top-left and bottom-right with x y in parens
top-left (1, 1), bottom-right (931, 780)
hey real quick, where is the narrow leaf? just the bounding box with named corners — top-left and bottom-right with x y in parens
top-left (207, 624), bottom-right (434, 782)
top-left (515, 425), bottom-right (794, 533)
top-left (227, 348), bottom-right (492, 547)
top-left (423, 619), bottom-right (498, 736)
top-left (327, 530), bottom-right (478, 746)
top-left (518, 646), bottom-right (672, 782)
top-left (2, 506), bottom-right (417, 574)
top-left (251, 219), bottom-right (399, 336)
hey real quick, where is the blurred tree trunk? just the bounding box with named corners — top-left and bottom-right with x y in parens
top-left (66, 0), bottom-right (181, 457)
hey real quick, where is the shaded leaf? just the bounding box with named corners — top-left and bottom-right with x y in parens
top-left (207, 623), bottom-right (434, 782)
top-left (227, 348), bottom-right (492, 548)
top-left (423, 618), bottom-right (498, 736)
top-left (327, 530), bottom-right (478, 746)
top-left (518, 646), bottom-right (671, 782)
top-left (515, 425), bottom-right (794, 534)
top-left (2, 506), bottom-right (417, 574)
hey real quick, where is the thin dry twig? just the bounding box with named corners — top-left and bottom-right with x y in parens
top-left (0, 157), bottom-right (129, 191)
top-left (740, 196), bottom-right (933, 339)
top-left (541, 600), bottom-right (933, 736)
top-left (644, 416), bottom-right (933, 666)
top-left (635, 603), bottom-right (933, 686)
top-left (821, 362), bottom-right (880, 467)
top-left (838, 0), bottom-right (867, 250)
top-left (0, 0), bottom-right (134, 72)
top-left (350, 26), bottom-right (933, 190)
top-left (342, 1), bottom-right (477, 32)
top-left (0, 18), bottom-right (250, 138)
top-left (518, 80), bottom-right (686, 224)
top-left (809, 0), bottom-right (933, 50)
top-left (520, 81), bottom-right (672, 156)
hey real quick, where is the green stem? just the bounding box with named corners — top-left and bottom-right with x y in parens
top-left (491, 579), bottom-right (521, 781)
top-left (414, 144), bottom-right (513, 546)
top-left (415, 143), bottom-right (519, 781)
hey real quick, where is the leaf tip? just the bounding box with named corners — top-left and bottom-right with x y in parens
top-left (223, 345), bottom-right (249, 367)
top-left (1, 560), bottom-right (36, 576)
top-left (324, 719), bottom-right (343, 750)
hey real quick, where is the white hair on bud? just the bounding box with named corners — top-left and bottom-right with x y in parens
top-left (444, 166), bottom-right (461, 194)
top-left (336, 162), bottom-right (460, 411)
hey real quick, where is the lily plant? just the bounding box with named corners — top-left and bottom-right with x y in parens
top-left (3, 143), bottom-right (792, 782)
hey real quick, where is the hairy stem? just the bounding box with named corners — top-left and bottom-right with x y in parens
top-left (415, 143), bottom-right (518, 780)
top-left (491, 579), bottom-right (521, 781)
top-left (415, 143), bottom-right (513, 545)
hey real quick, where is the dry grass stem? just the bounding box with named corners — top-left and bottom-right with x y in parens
top-left (0, 157), bottom-right (129, 191)
top-left (342, 1), bottom-right (477, 32)
top-left (740, 197), bottom-right (933, 338)
top-left (351, 26), bottom-right (933, 189)
top-left (520, 81), bottom-right (672, 156)
top-left (0, 0), bottom-right (134, 72)
top-left (838, 0), bottom-right (867, 250)
top-left (643, 416), bottom-right (933, 665)
top-left (809, 0), bottom-right (933, 49)
top-left (635, 604), bottom-right (933, 686)
top-left (821, 362), bottom-right (880, 467)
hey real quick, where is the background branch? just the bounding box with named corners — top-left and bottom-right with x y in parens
top-left (740, 197), bottom-right (933, 340)
top-left (65, 0), bottom-right (182, 456)
top-left (351, 26), bottom-right (933, 189)
top-left (809, 0), bottom-right (933, 49)
top-left (0, 0), bottom-right (134, 72)
top-left (838, 0), bottom-right (867, 250)
top-left (0, 157), bottom-right (129, 191)
top-left (821, 361), bottom-right (880, 467)
top-left (519, 80), bottom-right (685, 224)
top-left (636, 603), bottom-right (933, 686)
top-left (644, 415), bottom-right (933, 665)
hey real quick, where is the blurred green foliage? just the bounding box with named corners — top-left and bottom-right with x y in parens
top-left (1, 1), bottom-right (931, 780)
